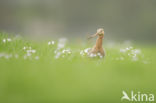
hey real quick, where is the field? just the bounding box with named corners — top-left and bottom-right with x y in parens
top-left (0, 33), bottom-right (156, 103)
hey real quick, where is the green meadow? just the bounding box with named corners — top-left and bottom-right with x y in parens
top-left (0, 33), bottom-right (156, 103)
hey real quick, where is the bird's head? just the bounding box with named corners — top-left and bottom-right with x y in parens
top-left (97, 28), bottom-right (104, 36)
top-left (88, 28), bottom-right (104, 39)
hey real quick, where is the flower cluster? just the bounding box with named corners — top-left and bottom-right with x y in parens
top-left (80, 48), bottom-right (91, 56)
top-left (54, 48), bottom-right (72, 59)
top-left (23, 46), bottom-right (39, 60)
top-left (80, 48), bottom-right (103, 58)
top-left (0, 53), bottom-right (19, 59)
top-left (54, 38), bottom-right (72, 59)
top-left (119, 46), bottom-right (143, 61)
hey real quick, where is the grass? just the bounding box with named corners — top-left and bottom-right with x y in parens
top-left (0, 33), bottom-right (156, 103)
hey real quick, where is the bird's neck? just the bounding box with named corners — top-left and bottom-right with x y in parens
top-left (95, 36), bottom-right (103, 49)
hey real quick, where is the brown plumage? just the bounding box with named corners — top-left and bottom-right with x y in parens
top-left (88, 28), bottom-right (105, 57)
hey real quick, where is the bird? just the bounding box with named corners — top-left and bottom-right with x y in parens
top-left (88, 28), bottom-right (105, 57)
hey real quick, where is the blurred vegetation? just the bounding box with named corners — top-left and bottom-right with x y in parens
top-left (0, 0), bottom-right (156, 42)
top-left (0, 33), bottom-right (156, 103)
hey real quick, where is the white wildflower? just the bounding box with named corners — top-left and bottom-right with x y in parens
top-left (89, 53), bottom-right (97, 58)
top-left (54, 49), bottom-right (59, 54)
top-left (99, 55), bottom-right (103, 58)
top-left (2, 39), bottom-right (6, 43)
top-left (2, 38), bottom-right (12, 43)
top-left (62, 49), bottom-right (71, 54)
top-left (97, 53), bottom-right (103, 58)
top-left (51, 41), bottom-right (55, 45)
top-left (97, 53), bottom-right (101, 56)
top-left (62, 50), bottom-right (65, 53)
top-left (80, 50), bottom-right (84, 55)
top-left (7, 38), bottom-right (12, 42)
top-left (23, 46), bottom-right (27, 50)
top-left (48, 41), bottom-right (55, 45)
top-left (31, 50), bottom-right (36, 53)
top-left (89, 53), bottom-right (94, 58)
top-left (84, 48), bottom-right (91, 53)
top-left (126, 47), bottom-right (130, 50)
top-left (48, 41), bottom-right (51, 45)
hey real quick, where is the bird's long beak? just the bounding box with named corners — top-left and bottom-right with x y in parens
top-left (88, 33), bottom-right (98, 39)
